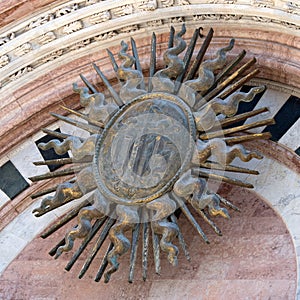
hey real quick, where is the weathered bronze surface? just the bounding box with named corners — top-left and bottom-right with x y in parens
top-left (32, 24), bottom-right (272, 283)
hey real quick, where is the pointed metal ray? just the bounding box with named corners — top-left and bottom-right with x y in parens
top-left (218, 69), bottom-right (260, 100)
top-left (33, 157), bottom-right (73, 166)
top-left (78, 217), bottom-right (115, 279)
top-left (148, 32), bottom-right (156, 92)
top-left (106, 49), bottom-right (119, 73)
top-left (203, 50), bottom-right (247, 96)
top-left (33, 156), bottom-right (92, 167)
top-left (194, 58), bottom-right (257, 110)
top-left (41, 198), bottom-right (93, 239)
top-left (172, 193), bottom-right (209, 244)
top-left (65, 217), bottom-right (107, 271)
top-left (215, 50), bottom-right (246, 83)
top-left (219, 197), bottom-right (240, 212)
top-left (131, 37), bottom-right (145, 90)
top-left (50, 113), bottom-right (101, 134)
top-left (192, 169), bottom-right (254, 188)
top-left (168, 26), bottom-right (175, 48)
top-left (224, 132), bottom-right (271, 144)
top-left (197, 209), bottom-right (222, 236)
top-left (219, 107), bottom-right (269, 129)
top-left (60, 105), bottom-right (104, 128)
top-left (151, 224), bottom-right (161, 275)
top-left (142, 222), bottom-right (150, 281)
top-left (80, 74), bottom-right (98, 94)
top-left (175, 27), bottom-right (200, 93)
top-left (200, 118), bottom-right (275, 140)
top-left (200, 162), bottom-right (259, 175)
top-left (29, 164), bottom-right (90, 182)
top-left (94, 242), bottom-right (114, 282)
top-left (31, 186), bottom-right (58, 199)
top-left (170, 214), bottom-right (190, 261)
top-left (92, 63), bottom-right (123, 106)
top-left (41, 128), bottom-right (72, 140)
top-left (31, 178), bottom-right (76, 199)
top-left (49, 238), bottom-right (66, 256)
top-left (185, 28), bottom-right (214, 81)
top-left (128, 222), bottom-right (141, 283)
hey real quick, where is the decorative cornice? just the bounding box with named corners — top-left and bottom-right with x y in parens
top-left (0, 1), bottom-right (300, 94)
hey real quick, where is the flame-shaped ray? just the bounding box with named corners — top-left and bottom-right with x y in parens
top-left (104, 205), bottom-right (139, 283)
top-left (117, 41), bottom-right (146, 103)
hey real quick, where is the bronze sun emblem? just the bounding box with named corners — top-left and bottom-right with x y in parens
top-left (30, 24), bottom-right (273, 283)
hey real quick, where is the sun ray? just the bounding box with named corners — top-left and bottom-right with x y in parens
top-left (50, 112), bottom-right (101, 134)
top-left (32, 165), bottom-right (96, 216)
top-left (185, 27), bottom-right (214, 81)
top-left (104, 206), bottom-right (139, 282)
top-left (41, 128), bottom-right (74, 140)
top-left (94, 242), bottom-right (114, 282)
top-left (196, 209), bottom-right (222, 236)
top-left (131, 37), bottom-right (146, 90)
top-left (218, 69), bottom-right (261, 100)
top-left (129, 222), bottom-right (141, 283)
top-left (41, 198), bottom-right (93, 239)
top-left (92, 62), bottom-right (124, 106)
top-left (33, 157), bottom-right (74, 166)
top-left (200, 118), bottom-right (274, 140)
top-left (218, 107), bottom-right (269, 129)
top-left (80, 74), bottom-right (98, 94)
top-left (151, 221), bottom-right (161, 274)
top-left (193, 169), bottom-right (254, 188)
top-left (60, 105), bottom-right (104, 128)
top-left (200, 161), bottom-right (259, 175)
top-left (194, 58), bottom-right (257, 109)
top-left (79, 217), bottom-right (115, 279)
top-left (168, 25), bottom-right (175, 48)
top-left (174, 27), bottom-right (201, 93)
top-left (142, 220), bottom-right (150, 281)
top-left (224, 132), bottom-right (271, 144)
top-left (66, 218), bottom-right (107, 272)
top-left (148, 32), bottom-right (156, 92)
top-left (214, 50), bottom-right (247, 86)
top-left (29, 164), bottom-right (88, 182)
top-left (106, 49), bottom-right (119, 73)
top-left (172, 193), bottom-right (209, 244)
top-left (170, 213), bottom-right (191, 261)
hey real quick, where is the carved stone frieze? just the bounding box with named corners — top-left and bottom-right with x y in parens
top-left (136, 0), bottom-right (158, 11)
top-left (89, 11), bottom-right (111, 24)
top-left (62, 21), bottom-right (83, 34)
top-left (0, 0), bottom-right (300, 92)
top-left (0, 33), bottom-right (15, 46)
top-left (286, 1), bottom-right (300, 15)
top-left (160, 0), bottom-right (175, 7)
top-left (111, 5), bottom-right (134, 17)
top-left (38, 50), bottom-right (64, 64)
top-left (94, 31), bottom-right (117, 41)
top-left (14, 43), bottom-right (32, 57)
top-left (0, 55), bottom-right (9, 68)
top-left (37, 32), bottom-right (57, 45)
top-left (9, 66), bottom-right (33, 81)
top-left (118, 25), bottom-right (139, 33)
top-left (147, 19), bottom-right (163, 26)
top-left (251, 0), bottom-right (274, 8)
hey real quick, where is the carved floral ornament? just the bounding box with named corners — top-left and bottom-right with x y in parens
top-left (30, 24), bottom-right (274, 283)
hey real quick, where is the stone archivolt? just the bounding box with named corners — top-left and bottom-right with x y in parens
top-left (0, 1), bottom-right (300, 94)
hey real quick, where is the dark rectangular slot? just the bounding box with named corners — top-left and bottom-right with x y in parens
top-left (0, 161), bottom-right (29, 199)
top-left (263, 95), bottom-right (300, 141)
top-left (35, 128), bottom-right (69, 171)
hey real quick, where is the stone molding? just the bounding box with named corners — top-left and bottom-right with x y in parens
top-left (0, 1), bottom-right (300, 94)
